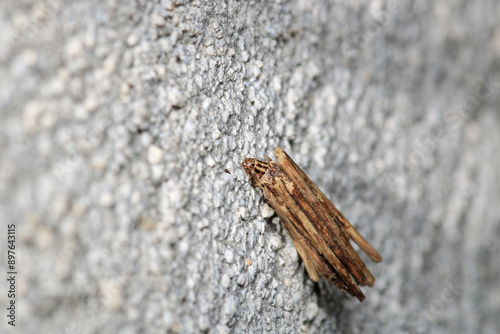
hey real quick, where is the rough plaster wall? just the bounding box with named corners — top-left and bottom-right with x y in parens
top-left (1, 0), bottom-right (500, 333)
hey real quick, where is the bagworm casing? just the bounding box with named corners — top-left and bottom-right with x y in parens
top-left (242, 148), bottom-right (381, 302)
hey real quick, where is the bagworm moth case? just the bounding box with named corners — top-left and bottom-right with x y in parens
top-left (242, 148), bottom-right (381, 302)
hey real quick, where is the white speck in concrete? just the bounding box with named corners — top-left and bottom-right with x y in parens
top-left (99, 279), bottom-right (123, 310)
top-left (269, 235), bottom-right (283, 250)
top-left (153, 14), bottom-right (166, 27)
top-left (206, 155), bottom-right (216, 167)
top-left (237, 275), bottom-right (246, 286)
top-left (215, 325), bottom-right (230, 334)
top-left (212, 129), bottom-right (221, 141)
top-left (85, 95), bottom-right (99, 114)
top-left (221, 274), bottom-right (231, 288)
top-left (140, 132), bottom-right (153, 147)
top-left (271, 76), bottom-right (281, 94)
top-left (127, 34), bottom-right (139, 47)
top-left (148, 145), bottom-right (165, 164)
top-left (167, 86), bottom-right (185, 107)
top-left (164, 0), bottom-right (175, 11)
top-left (237, 206), bottom-right (247, 218)
top-left (99, 192), bottom-right (115, 207)
top-left (241, 51), bottom-right (249, 62)
top-left (225, 249), bottom-right (235, 264)
top-left (260, 203), bottom-right (274, 218)
top-left (66, 39), bottom-right (82, 58)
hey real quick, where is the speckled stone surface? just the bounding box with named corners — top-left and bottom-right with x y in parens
top-left (1, 0), bottom-right (500, 333)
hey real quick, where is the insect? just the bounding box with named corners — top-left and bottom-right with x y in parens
top-left (242, 148), bottom-right (382, 301)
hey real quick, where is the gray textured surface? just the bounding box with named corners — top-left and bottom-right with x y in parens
top-left (1, 0), bottom-right (500, 333)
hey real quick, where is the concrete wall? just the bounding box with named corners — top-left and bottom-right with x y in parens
top-left (1, 0), bottom-right (500, 333)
